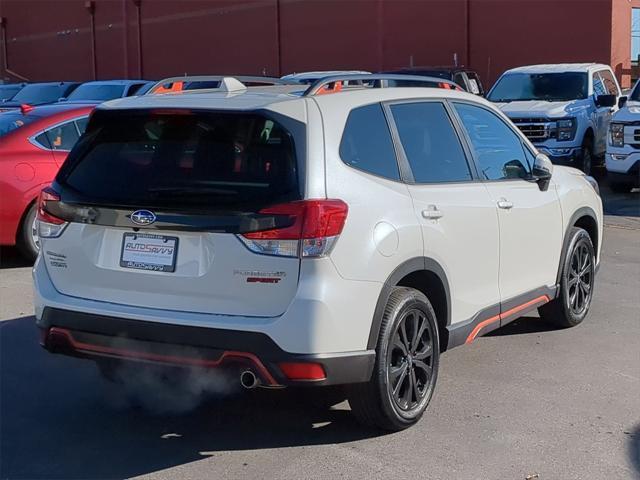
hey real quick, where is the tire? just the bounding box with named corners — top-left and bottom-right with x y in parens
top-left (17, 203), bottom-right (39, 262)
top-left (538, 227), bottom-right (596, 328)
top-left (580, 137), bottom-right (593, 176)
top-left (609, 181), bottom-right (634, 194)
top-left (347, 287), bottom-right (439, 431)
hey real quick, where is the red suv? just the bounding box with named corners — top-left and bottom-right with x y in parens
top-left (0, 103), bottom-right (94, 259)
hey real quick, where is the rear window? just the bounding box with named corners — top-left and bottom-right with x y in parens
top-left (0, 85), bottom-right (22, 101)
top-left (58, 110), bottom-right (300, 210)
top-left (11, 84), bottom-right (65, 104)
top-left (66, 84), bottom-right (125, 101)
top-left (0, 113), bottom-right (39, 137)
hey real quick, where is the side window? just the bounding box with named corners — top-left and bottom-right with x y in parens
top-left (75, 117), bottom-right (89, 135)
top-left (33, 132), bottom-right (52, 149)
top-left (592, 73), bottom-right (606, 97)
top-left (390, 102), bottom-right (472, 183)
top-left (598, 70), bottom-right (619, 96)
top-left (339, 103), bottom-right (400, 180)
top-left (453, 72), bottom-right (467, 90)
top-left (45, 121), bottom-right (80, 151)
top-left (453, 102), bottom-right (531, 181)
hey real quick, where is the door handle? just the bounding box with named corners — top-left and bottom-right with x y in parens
top-left (422, 205), bottom-right (443, 219)
top-left (497, 198), bottom-right (513, 210)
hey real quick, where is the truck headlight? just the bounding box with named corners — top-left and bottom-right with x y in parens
top-left (556, 118), bottom-right (576, 141)
top-left (609, 123), bottom-right (624, 147)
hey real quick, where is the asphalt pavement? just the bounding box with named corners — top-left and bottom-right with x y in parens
top-left (0, 181), bottom-right (638, 480)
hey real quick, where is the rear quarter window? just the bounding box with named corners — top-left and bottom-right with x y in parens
top-left (339, 103), bottom-right (400, 180)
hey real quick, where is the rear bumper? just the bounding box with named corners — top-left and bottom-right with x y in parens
top-left (38, 307), bottom-right (375, 387)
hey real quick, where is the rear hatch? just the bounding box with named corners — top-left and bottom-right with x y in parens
top-left (43, 108), bottom-right (304, 317)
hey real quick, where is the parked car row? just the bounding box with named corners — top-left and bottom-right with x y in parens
top-left (1, 63), bottom-right (636, 263)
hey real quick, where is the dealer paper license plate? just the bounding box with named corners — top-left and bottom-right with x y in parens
top-left (120, 233), bottom-right (178, 272)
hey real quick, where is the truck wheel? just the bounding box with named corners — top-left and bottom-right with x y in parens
top-left (347, 287), bottom-right (439, 431)
top-left (17, 203), bottom-right (39, 262)
top-left (538, 227), bottom-right (595, 328)
top-left (580, 138), bottom-right (593, 175)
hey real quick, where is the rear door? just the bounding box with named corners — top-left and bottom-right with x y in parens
top-left (44, 109), bottom-right (304, 317)
top-left (386, 100), bottom-right (501, 328)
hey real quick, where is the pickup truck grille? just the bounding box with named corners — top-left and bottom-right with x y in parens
top-left (511, 118), bottom-right (555, 141)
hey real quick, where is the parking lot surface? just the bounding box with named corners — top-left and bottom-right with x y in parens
top-left (1, 185), bottom-right (638, 480)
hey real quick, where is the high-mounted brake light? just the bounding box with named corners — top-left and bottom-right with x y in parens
top-left (37, 187), bottom-right (68, 238)
top-left (239, 199), bottom-right (348, 258)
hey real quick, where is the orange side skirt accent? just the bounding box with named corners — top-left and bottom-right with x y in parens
top-left (465, 295), bottom-right (550, 344)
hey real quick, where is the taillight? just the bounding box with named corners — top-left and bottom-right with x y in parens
top-left (37, 188), bottom-right (68, 238)
top-left (238, 199), bottom-right (348, 258)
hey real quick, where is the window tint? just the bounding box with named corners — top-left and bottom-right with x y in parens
top-left (453, 72), bottom-right (467, 89)
top-left (11, 84), bottom-right (66, 104)
top-left (597, 70), bottom-right (619, 96)
top-left (45, 121), bottom-right (80, 151)
top-left (390, 102), bottom-right (471, 183)
top-left (59, 111), bottom-right (300, 210)
top-left (488, 73), bottom-right (588, 102)
top-left (339, 103), bottom-right (400, 180)
top-left (67, 84), bottom-right (125, 101)
top-left (453, 103), bottom-right (531, 181)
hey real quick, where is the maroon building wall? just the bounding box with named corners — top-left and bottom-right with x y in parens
top-left (0, 0), bottom-right (628, 89)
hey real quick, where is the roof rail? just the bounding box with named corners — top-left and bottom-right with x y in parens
top-left (302, 74), bottom-right (461, 96)
top-left (146, 75), bottom-right (298, 95)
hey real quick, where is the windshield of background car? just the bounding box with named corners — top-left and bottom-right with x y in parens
top-left (0, 85), bottom-right (22, 101)
top-left (58, 110), bottom-right (301, 211)
top-left (66, 84), bottom-right (125, 101)
top-left (11, 84), bottom-right (65, 104)
top-left (488, 72), bottom-right (588, 102)
top-left (629, 82), bottom-right (640, 101)
top-left (0, 113), bottom-right (39, 137)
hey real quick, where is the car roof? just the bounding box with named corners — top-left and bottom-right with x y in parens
top-left (98, 82), bottom-right (485, 114)
top-left (504, 63), bottom-right (607, 74)
top-left (20, 81), bottom-right (80, 86)
top-left (388, 66), bottom-right (472, 73)
top-left (19, 102), bottom-right (97, 118)
top-left (75, 80), bottom-right (150, 86)
top-left (99, 85), bottom-right (308, 112)
top-left (281, 70), bottom-right (371, 81)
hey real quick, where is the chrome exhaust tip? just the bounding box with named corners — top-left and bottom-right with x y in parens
top-left (240, 369), bottom-right (260, 389)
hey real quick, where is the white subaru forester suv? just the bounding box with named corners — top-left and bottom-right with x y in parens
top-left (33, 75), bottom-right (603, 431)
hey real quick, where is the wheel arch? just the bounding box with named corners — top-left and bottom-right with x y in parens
top-left (367, 257), bottom-right (451, 352)
top-left (557, 206), bottom-right (599, 284)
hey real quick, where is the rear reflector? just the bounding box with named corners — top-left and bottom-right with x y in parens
top-left (278, 362), bottom-right (326, 381)
top-left (239, 199), bottom-right (348, 258)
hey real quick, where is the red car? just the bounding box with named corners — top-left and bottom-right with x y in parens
top-left (0, 103), bottom-right (94, 260)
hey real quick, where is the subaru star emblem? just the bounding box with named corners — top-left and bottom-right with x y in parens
top-left (130, 210), bottom-right (156, 226)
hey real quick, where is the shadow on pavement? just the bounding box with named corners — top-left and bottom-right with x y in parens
top-left (629, 425), bottom-right (640, 476)
top-left (0, 316), bottom-right (379, 480)
top-left (485, 315), bottom-right (561, 337)
top-left (599, 175), bottom-right (640, 218)
top-left (0, 247), bottom-right (31, 270)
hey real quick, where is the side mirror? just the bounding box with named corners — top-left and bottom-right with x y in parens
top-left (595, 94), bottom-right (616, 108)
top-left (618, 96), bottom-right (627, 109)
top-left (532, 153), bottom-right (553, 191)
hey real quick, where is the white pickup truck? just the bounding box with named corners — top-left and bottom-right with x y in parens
top-left (606, 80), bottom-right (640, 192)
top-left (488, 63), bottom-right (622, 175)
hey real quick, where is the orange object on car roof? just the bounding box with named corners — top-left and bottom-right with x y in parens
top-left (150, 81), bottom-right (185, 94)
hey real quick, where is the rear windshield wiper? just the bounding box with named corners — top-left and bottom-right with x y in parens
top-left (147, 186), bottom-right (238, 197)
